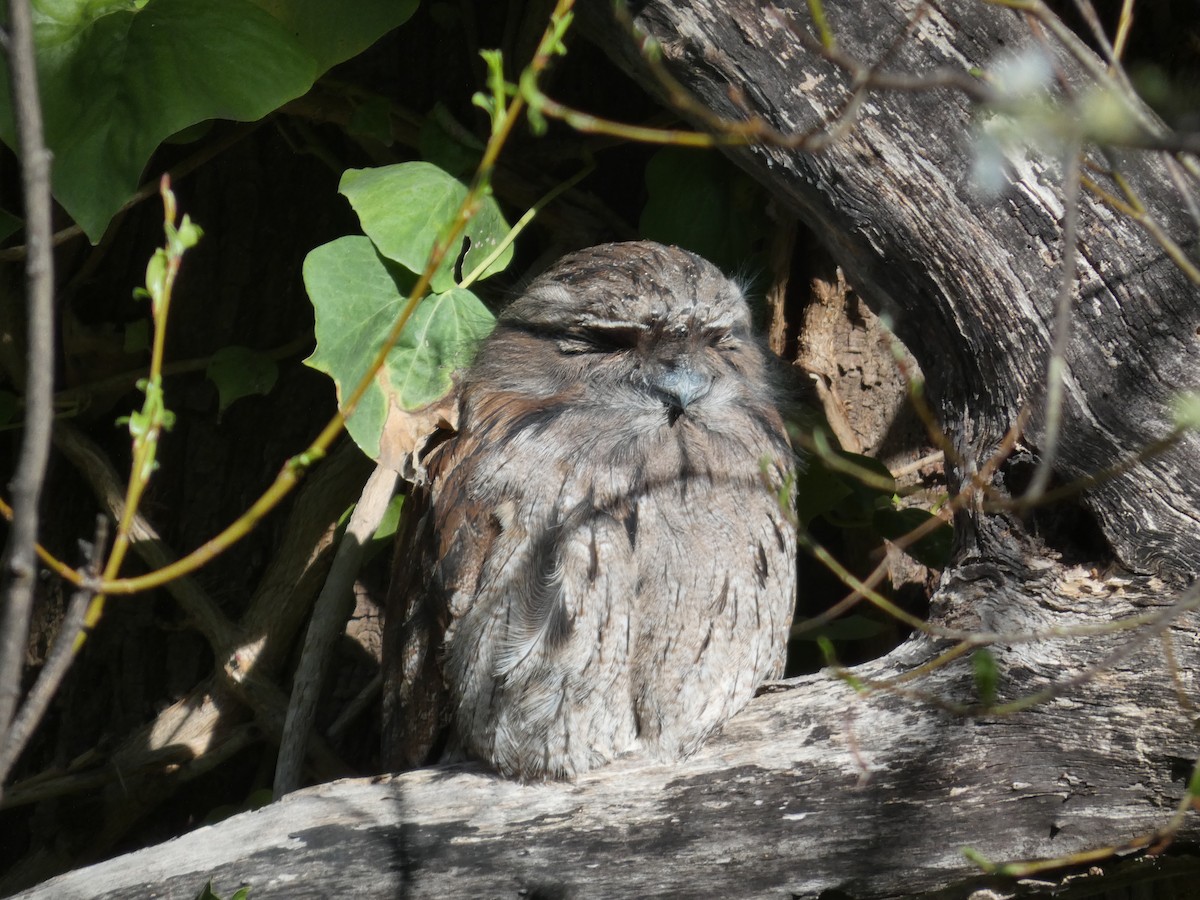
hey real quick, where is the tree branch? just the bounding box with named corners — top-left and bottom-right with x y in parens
top-left (0, 0), bottom-right (58, 778)
top-left (0, 518), bottom-right (106, 784)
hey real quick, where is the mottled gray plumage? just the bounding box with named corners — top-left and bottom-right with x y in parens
top-left (382, 241), bottom-right (796, 780)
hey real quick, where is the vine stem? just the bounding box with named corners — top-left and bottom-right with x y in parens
top-left (96, 0), bottom-right (578, 597)
top-left (76, 176), bottom-right (197, 640)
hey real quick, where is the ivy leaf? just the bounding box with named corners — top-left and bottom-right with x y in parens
top-left (303, 235), bottom-right (494, 463)
top-left (206, 346), bottom-right (278, 422)
top-left (0, 0), bottom-right (418, 242)
top-left (339, 162), bottom-right (513, 292)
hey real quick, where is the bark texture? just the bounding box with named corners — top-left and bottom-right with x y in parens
top-left (580, 0), bottom-right (1200, 580)
top-left (11, 531), bottom-right (1200, 897)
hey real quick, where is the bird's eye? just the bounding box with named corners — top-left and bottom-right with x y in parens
top-left (557, 326), bottom-right (642, 355)
top-left (705, 329), bottom-right (737, 350)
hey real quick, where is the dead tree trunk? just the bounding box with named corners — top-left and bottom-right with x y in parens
top-left (11, 543), bottom-right (1200, 899)
top-left (580, 0), bottom-right (1200, 579)
top-left (12, 1), bottom-right (1200, 898)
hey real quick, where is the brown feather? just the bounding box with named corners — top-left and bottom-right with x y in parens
top-left (383, 241), bottom-right (797, 779)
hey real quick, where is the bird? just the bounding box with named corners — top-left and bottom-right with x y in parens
top-left (382, 240), bottom-right (797, 780)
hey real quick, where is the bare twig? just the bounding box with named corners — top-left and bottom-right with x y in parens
top-left (0, 517), bottom-right (107, 785)
top-left (0, 0), bottom-right (58, 768)
top-left (326, 672), bottom-right (382, 741)
top-left (51, 422), bottom-right (238, 647)
top-left (274, 462), bottom-right (398, 797)
top-left (1023, 142), bottom-right (1081, 502)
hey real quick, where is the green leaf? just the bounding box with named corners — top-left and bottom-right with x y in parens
top-left (206, 346), bottom-right (279, 421)
top-left (363, 493), bottom-right (405, 563)
top-left (193, 879), bottom-right (250, 900)
top-left (339, 162), bottom-right (513, 292)
top-left (792, 457), bottom-right (854, 526)
top-left (303, 235), bottom-right (494, 460)
top-left (972, 649), bottom-right (999, 707)
top-left (639, 146), bottom-right (768, 275)
top-left (372, 493), bottom-right (405, 544)
top-left (872, 506), bottom-right (953, 569)
top-left (0, 0), bottom-right (418, 242)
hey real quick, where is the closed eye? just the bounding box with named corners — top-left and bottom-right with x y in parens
top-left (558, 325), bottom-right (644, 354)
top-left (704, 329), bottom-right (739, 350)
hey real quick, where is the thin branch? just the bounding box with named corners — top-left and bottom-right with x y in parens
top-left (51, 422), bottom-right (239, 648)
top-left (0, 0), bottom-right (58, 761)
top-left (326, 672), bottom-right (382, 741)
top-left (0, 517), bottom-right (106, 785)
top-left (274, 463), bottom-right (398, 797)
top-left (1110, 0), bottom-right (1135, 62)
top-left (1024, 142), bottom-right (1081, 502)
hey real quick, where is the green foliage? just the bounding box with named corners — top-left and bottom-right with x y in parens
top-left (793, 454), bottom-right (854, 526)
top-left (798, 443), bottom-right (952, 569)
top-left (873, 506), bottom-right (953, 569)
top-left (472, 49), bottom-right (513, 133)
top-left (639, 146), bottom-right (769, 275)
top-left (194, 878), bottom-right (250, 900)
top-left (362, 493), bottom-right (406, 563)
top-left (115, 185), bottom-right (198, 484)
top-left (137, 209), bottom-right (203, 312)
top-left (0, 0), bottom-right (418, 242)
top-left (972, 648), bottom-right (999, 708)
top-left (339, 163), bottom-right (513, 291)
top-left (206, 347), bottom-right (279, 422)
top-left (307, 164), bottom-right (513, 433)
top-left (303, 162), bottom-right (508, 462)
top-left (303, 239), bottom-right (492, 457)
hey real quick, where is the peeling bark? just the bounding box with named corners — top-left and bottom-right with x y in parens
top-left (12, 525), bottom-right (1200, 898)
top-left (580, 0), bottom-right (1200, 579)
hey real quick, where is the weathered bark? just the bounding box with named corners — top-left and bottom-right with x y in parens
top-left (12, 1), bottom-right (1200, 897)
top-left (580, 0), bottom-right (1200, 580)
top-left (10, 526), bottom-right (1200, 898)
